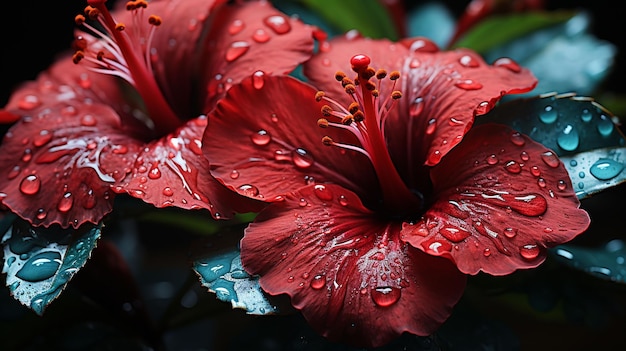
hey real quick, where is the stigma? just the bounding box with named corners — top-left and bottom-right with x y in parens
top-left (72, 0), bottom-right (180, 136)
top-left (316, 54), bottom-right (422, 214)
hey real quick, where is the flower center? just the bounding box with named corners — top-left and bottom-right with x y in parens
top-left (72, 0), bottom-right (180, 136)
top-left (316, 54), bottom-right (422, 215)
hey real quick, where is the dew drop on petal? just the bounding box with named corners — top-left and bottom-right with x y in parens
top-left (148, 164), bottom-right (162, 179)
top-left (19, 175), bottom-right (41, 195)
top-left (80, 114), bottom-right (97, 126)
top-left (162, 187), bottom-right (174, 196)
top-left (425, 118), bottom-right (436, 134)
top-left (264, 15), bottom-right (291, 34)
top-left (310, 275), bottom-right (325, 290)
top-left (33, 130), bottom-right (52, 147)
top-left (504, 160), bottom-right (522, 174)
top-left (36, 209), bottom-right (47, 220)
top-left (510, 132), bottom-right (525, 146)
top-left (230, 170), bottom-right (240, 179)
top-left (7, 166), bottom-right (20, 180)
top-left (520, 151), bottom-right (530, 161)
top-left (292, 148), bottom-right (314, 169)
top-left (18, 95), bottom-right (41, 110)
top-left (252, 71), bottom-right (265, 89)
top-left (590, 159), bottom-right (624, 180)
top-left (314, 184), bottom-right (333, 201)
top-left (298, 198), bottom-right (308, 207)
top-left (371, 287), bottom-right (401, 307)
top-left (228, 19), bottom-right (245, 35)
top-left (487, 154), bottom-right (498, 165)
top-left (428, 150), bottom-right (442, 164)
top-left (539, 105), bottom-right (557, 124)
top-left (238, 184), bottom-right (259, 197)
top-left (225, 41), bottom-right (250, 62)
top-left (557, 180), bottom-right (567, 191)
top-left (251, 129), bottom-right (271, 146)
top-left (338, 195), bottom-right (348, 206)
top-left (439, 226), bottom-right (470, 242)
top-left (409, 97), bottom-right (424, 118)
top-left (83, 189), bottom-right (96, 209)
top-left (454, 79), bottom-right (482, 90)
top-left (520, 244), bottom-right (540, 260)
top-left (537, 177), bottom-right (546, 188)
top-left (483, 248), bottom-right (491, 257)
top-left (540, 151), bottom-right (560, 168)
top-left (57, 192), bottom-right (74, 213)
top-left (459, 54), bottom-right (479, 67)
top-left (531, 165), bottom-right (541, 177)
top-left (252, 29), bottom-right (270, 43)
top-left (503, 227), bottom-right (517, 238)
top-left (493, 57), bottom-right (521, 73)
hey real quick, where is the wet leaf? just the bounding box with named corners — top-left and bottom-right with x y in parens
top-left (483, 11), bottom-right (616, 97)
top-left (452, 11), bottom-right (575, 54)
top-left (193, 247), bottom-right (278, 315)
top-left (1, 219), bottom-right (101, 315)
top-left (297, 0), bottom-right (398, 40)
top-left (477, 93), bottom-right (626, 199)
top-left (550, 240), bottom-right (626, 284)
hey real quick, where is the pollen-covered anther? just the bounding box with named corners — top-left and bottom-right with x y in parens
top-left (389, 71), bottom-right (400, 80)
top-left (115, 23), bottom-right (126, 31)
top-left (335, 71), bottom-right (347, 81)
top-left (148, 15), bottom-right (162, 26)
top-left (341, 77), bottom-right (354, 88)
top-left (391, 91), bottom-right (402, 99)
top-left (353, 110), bottom-right (364, 122)
top-left (96, 51), bottom-right (106, 61)
top-left (322, 136), bottom-right (334, 146)
top-left (84, 6), bottom-right (99, 20)
top-left (344, 84), bottom-right (356, 95)
top-left (348, 102), bottom-right (359, 114)
top-left (75, 14), bottom-right (86, 25)
top-left (372, 90), bottom-right (379, 98)
top-left (321, 105), bottom-right (333, 116)
top-left (341, 115), bottom-right (354, 125)
top-left (365, 81), bottom-right (376, 91)
top-left (361, 67), bottom-right (376, 80)
top-left (376, 69), bottom-right (387, 79)
top-left (72, 51), bottom-right (85, 64)
top-left (315, 91), bottom-right (325, 102)
top-left (317, 118), bottom-right (329, 128)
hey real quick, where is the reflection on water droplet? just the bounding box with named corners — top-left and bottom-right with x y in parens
top-left (238, 184), bottom-right (259, 197)
top-left (439, 226), bottom-right (470, 242)
top-left (19, 175), bottom-right (41, 195)
top-left (589, 158), bottom-right (624, 180)
top-left (230, 170), bottom-right (240, 179)
top-left (540, 151), bottom-right (559, 168)
top-left (510, 132), bottom-right (525, 146)
top-left (314, 184), bottom-right (333, 201)
top-left (504, 160), bottom-right (522, 174)
top-left (15, 251), bottom-right (62, 282)
top-left (162, 187), bottom-right (173, 196)
top-left (33, 130), bottom-right (52, 147)
top-left (503, 227), bottom-right (517, 238)
top-left (225, 41), bottom-right (250, 62)
top-left (425, 118), bottom-right (436, 134)
top-left (493, 57), bottom-right (521, 72)
top-left (410, 97), bottom-right (424, 118)
top-left (311, 275), bottom-right (325, 289)
top-left (58, 192), bottom-right (73, 212)
top-left (487, 154), bottom-right (498, 165)
top-left (557, 180), bottom-right (567, 191)
top-left (597, 115), bottom-right (614, 136)
top-left (539, 105), bottom-right (557, 124)
top-left (557, 124), bottom-right (579, 151)
top-left (264, 15), bottom-right (291, 34)
top-left (18, 95), bottom-right (41, 110)
top-left (252, 71), bottom-right (265, 89)
top-left (252, 29), bottom-right (270, 43)
top-left (580, 108), bottom-right (592, 122)
top-left (228, 19), bottom-right (245, 35)
top-left (371, 286), bottom-right (401, 307)
top-left (292, 148), bottom-right (314, 169)
top-left (251, 130), bottom-right (271, 146)
top-left (520, 244), bottom-right (540, 260)
top-left (454, 79), bottom-right (482, 90)
top-left (459, 54), bottom-right (479, 68)
top-left (338, 195), bottom-right (348, 206)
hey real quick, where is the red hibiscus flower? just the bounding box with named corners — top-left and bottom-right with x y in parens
top-left (202, 35), bottom-right (591, 347)
top-left (0, 0), bottom-right (315, 228)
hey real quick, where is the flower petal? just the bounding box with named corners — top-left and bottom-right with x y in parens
top-left (203, 74), bottom-right (379, 203)
top-left (0, 102), bottom-right (142, 228)
top-left (241, 183), bottom-right (466, 348)
top-left (114, 115), bottom-right (262, 218)
top-left (401, 123), bottom-right (590, 275)
top-left (198, 0), bottom-right (315, 111)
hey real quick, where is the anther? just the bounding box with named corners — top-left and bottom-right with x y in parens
top-left (321, 105), bottom-right (333, 116)
top-left (75, 14), bottom-right (86, 25)
top-left (348, 102), bottom-right (359, 114)
top-left (391, 91), bottom-right (402, 99)
top-left (372, 90), bottom-right (379, 97)
top-left (341, 77), bottom-right (354, 88)
top-left (376, 69), bottom-right (387, 79)
top-left (344, 84), bottom-right (356, 94)
top-left (72, 51), bottom-right (84, 64)
top-left (322, 136), bottom-right (334, 146)
top-left (317, 118), bottom-right (329, 128)
top-left (353, 111), bottom-right (364, 122)
top-left (148, 15), bottom-right (162, 26)
top-left (364, 81), bottom-right (376, 91)
top-left (362, 67), bottom-right (376, 80)
top-left (115, 23), bottom-right (126, 31)
top-left (341, 115), bottom-right (354, 125)
top-left (315, 91), bottom-right (325, 102)
top-left (389, 71), bottom-right (400, 80)
top-left (335, 71), bottom-right (346, 81)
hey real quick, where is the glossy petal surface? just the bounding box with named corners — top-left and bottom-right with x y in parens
top-left (204, 74), bottom-right (380, 204)
top-left (241, 183), bottom-right (466, 347)
top-left (401, 124), bottom-right (590, 275)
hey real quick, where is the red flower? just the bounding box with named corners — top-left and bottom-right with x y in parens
top-left (0, 0), bottom-right (315, 228)
top-left (202, 35), bottom-right (590, 347)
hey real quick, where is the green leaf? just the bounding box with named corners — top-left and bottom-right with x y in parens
top-left (2, 220), bottom-right (101, 315)
top-left (550, 240), bottom-right (626, 284)
top-left (478, 93), bottom-right (626, 199)
top-left (452, 11), bottom-right (575, 54)
top-left (297, 0), bottom-right (398, 40)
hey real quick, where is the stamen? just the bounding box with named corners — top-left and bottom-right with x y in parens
top-left (73, 0), bottom-right (180, 136)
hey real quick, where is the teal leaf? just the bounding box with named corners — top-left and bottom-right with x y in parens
top-left (297, 0), bottom-right (398, 40)
top-left (193, 248), bottom-right (278, 315)
top-left (550, 239), bottom-right (626, 283)
top-left (406, 2), bottom-right (455, 48)
top-left (483, 11), bottom-right (616, 97)
top-left (478, 93), bottom-right (626, 199)
top-left (1, 219), bottom-right (101, 315)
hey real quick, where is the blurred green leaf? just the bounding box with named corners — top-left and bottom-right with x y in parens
top-left (297, 0), bottom-right (398, 40)
top-left (2, 220), bottom-right (101, 315)
top-left (551, 239), bottom-right (626, 284)
top-left (452, 11), bottom-right (575, 54)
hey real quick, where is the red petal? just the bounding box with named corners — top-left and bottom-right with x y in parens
top-left (198, 0), bottom-right (315, 110)
top-left (114, 116), bottom-right (262, 218)
top-left (401, 124), bottom-right (590, 275)
top-left (241, 183), bottom-right (466, 347)
top-left (0, 102), bottom-right (142, 228)
top-left (203, 74), bottom-right (379, 203)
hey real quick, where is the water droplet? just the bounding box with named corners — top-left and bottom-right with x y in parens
top-left (311, 275), bottom-right (325, 289)
top-left (225, 41), bottom-right (250, 62)
top-left (230, 170), bottom-right (240, 179)
top-left (504, 160), bottom-right (522, 174)
top-left (580, 108), bottom-right (592, 122)
top-left (578, 171), bottom-right (585, 178)
top-left (589, 158), bottom-right (624, 180)
top-left (487, 154), bottom-right (498, 165)
top-left (57, 192), bottom-right (73, 212)
top-left (425, 118), bottom-right (436, 134)
top-left (454, 79), bottom-right (482, 90)
top-left (338, 195), bottom-right (348, 206)
top-left (439, 226), bottom-right (470, 242)
top-left (15, 251), bottom-right (62, 282)
top-left (274, 149), bottom-right (291, 162)
top-left (371, 286), bottom-right (401, 307)
top-left (238, 184), bottom-right (259, 197)
top-left (298, 198), bottom-right (308, 207)
top-left (252, 28), bottom-right (270, 43)
top-left (540, 151), bottom-right (560, 168)
top-left (428, 150), bottom-right (441, 164)
top-left (19, 175), bottom-right (41, 195)
top-left (293, 148), bottom-right (314, 169)
top-left (36, 208), bottom-right (47, 220)
top-left (557, 180), bottom-right (567, 191)
top-left (252, 71), bottom-right (265, 89)
top-left (21, 149), bottom-right (32, 162)
top-left (483, 248), bottom-right (491, 257)
top-left (18, 94), bottom-right (41, 110)
top-left (520, 151), bottom-right (530, 161)
top-left (251, 129), bottom-right (271, 146)
top-left (33, 130), bottom-right (52, 147)
top-left (83, 189), bottom-right (96, 209)
top-left (493, 57), bottom-right (521, 72)
top-left (162, 187), bottom-right (173, 196)
top-left (228, 19), bottom-right (245, 35)
top-left (503, 227), bottom-right (517, 238)
top-left (410, 97), bottom-right (424, 117)
top-left (264, 15), bottom-right (291, 34)
top-left (148, 163), bottom-right (162, 179)
top-left (537, 178), bottom-right (546, 188)
top-left (314, 184), bottom-right (333, 201)
top-left (539, 105), bottom-right (557, 124)
top-left (530, 165), bottom-right (541, 177)
top-left (557, 124), bottom-right (579, 151)
top-left (597, 114), bottom-right (614, 136)
top-left (459, 54), bottom-right (479, 68)
top-left (520, 244), bottom-right (540, 260)
top-left (510, 132), bottom-right (525, 146)
top-left (80, 114), bottom-right (97, 126)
